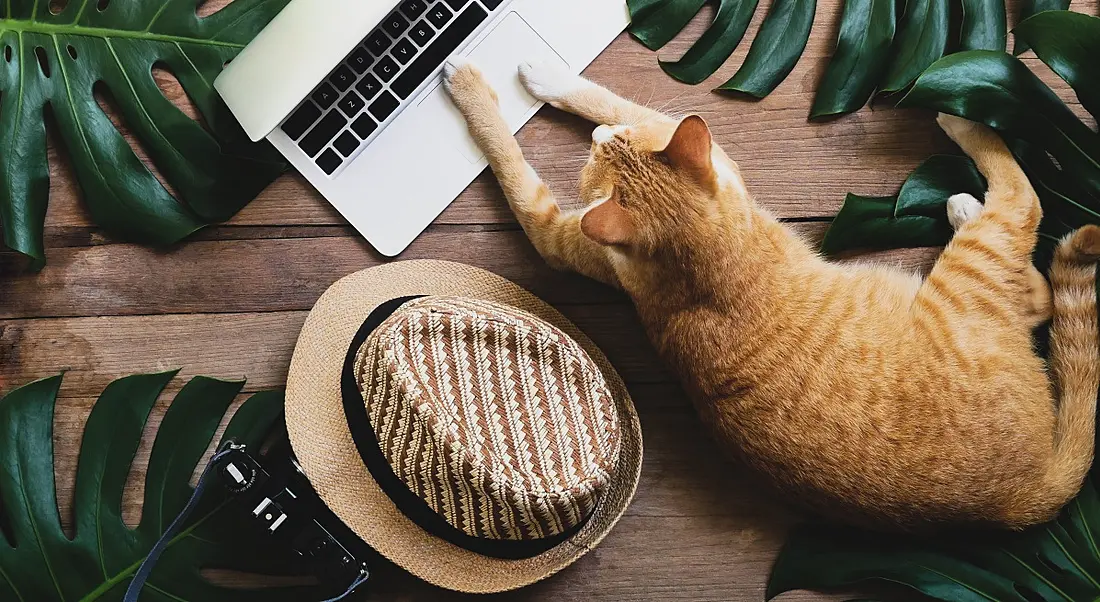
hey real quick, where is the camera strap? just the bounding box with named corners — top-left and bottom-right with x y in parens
top-left (123, 444), bottom-right (369, 602)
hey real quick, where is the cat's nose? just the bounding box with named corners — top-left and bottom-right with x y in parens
top-left (593, 125), bottom-right (615, 144)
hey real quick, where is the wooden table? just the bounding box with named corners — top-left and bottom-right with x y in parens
top-left (1, 1), bottom-right (1094, 599)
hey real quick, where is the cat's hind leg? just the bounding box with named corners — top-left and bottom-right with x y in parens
top-left (915, 115), bottom-right (1050, 329)
top-left (945, 191), bottom-right (1052, 325)
top-left (443, 59), bottom-right (620, 287)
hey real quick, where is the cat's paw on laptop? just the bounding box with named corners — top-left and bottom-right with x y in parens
top-left (518, 59), bottom-right (585, 106)
top-left (443, 58), bottom-right (500, 114)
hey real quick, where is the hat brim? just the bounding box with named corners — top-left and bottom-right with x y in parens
top-left (285, 260), bottom-right (643, 593)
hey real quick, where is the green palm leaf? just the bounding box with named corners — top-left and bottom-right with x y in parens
top-left (659, 0), bottom-right (759, 85)
top-left (900, 50), bottom-right (1100, 203)
top-left (0, 0), bottom-right (288, 263)
top-left (809, 0), bottom-right (896, 118)
top-left (819, 155), bottom-right (983, 255)
top-left (1012, 0), bottom-right (1070, 55)
top-left (0, 372), bottom-right (321, 601)
top-left (879, 0), bottom-right (949, 93)
top-left (716, 0), bottom-right (816, 97)
top-left (958, 0), bottom-right (1007, 51)
top-left (768, 478), bottom-right (1100, 601)
top-left (1013, 11), bottom-right (1100, 120)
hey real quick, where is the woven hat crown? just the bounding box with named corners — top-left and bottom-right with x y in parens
top-left (354, 296), bottom-right (622, 542)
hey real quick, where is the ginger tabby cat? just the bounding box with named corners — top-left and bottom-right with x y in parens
top-left (443, 59), bottom-right (1100, 530)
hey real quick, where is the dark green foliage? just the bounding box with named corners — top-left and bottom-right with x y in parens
top-left (1014, 11), bottom-right (1100, 119)
top-left (0, 0), bottom-right (288, 263)
top-left (809, 0), bottom-right (896, 118)
top-left (659, 0), bottom-right (760, 85)
top-left (879, 0), bottom-right (950, 93)
top-left (959, 0), bottom-right (1007, 51)
top-left (717, 0), bottom-right (816, 98)
top-left (0, 372), bottom-right (321, 600)
top-left (768, 475), bottom-right (1100, 602)
top-left (1013, 0), bottom-right (1070, 55)
top-left (819, 155), bottom-right (984, 254)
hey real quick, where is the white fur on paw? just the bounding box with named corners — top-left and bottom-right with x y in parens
top-left (519, 60), bottom-right (580, 104)
top-left (947, 193), bottom-right (984, 230)
top-left (442, 57), bottom-right (473, 94)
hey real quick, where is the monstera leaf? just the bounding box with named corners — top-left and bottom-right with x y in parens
top-left (0, 0), bottom-right (289, 263)
top-left (627, 0), bottom-right (1020, 113)
top-left (0, 372), bottom-right (321, 600)
top-left (769, 474), bottom-right (1100, 602)
top-left (822, 13), bottom-right (1100, 258)
top-left (820, 155), bottom-right (984, 254)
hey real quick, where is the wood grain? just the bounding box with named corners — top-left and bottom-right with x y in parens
top-left (0, 222), bottom-right (943, 319)
top-left (4, 0), bottom-right (1096, 598)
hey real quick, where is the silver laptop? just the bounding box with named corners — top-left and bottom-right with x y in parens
top-left (214, 0), bottom-right (629, 256)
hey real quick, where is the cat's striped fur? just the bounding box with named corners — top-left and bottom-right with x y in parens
top-left (444, 59), bottom-right (1100, 529)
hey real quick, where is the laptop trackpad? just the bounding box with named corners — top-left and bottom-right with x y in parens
top-left (418, 12), bottom-right (569, 164)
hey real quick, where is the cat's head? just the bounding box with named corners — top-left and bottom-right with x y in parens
top-left (577, 115), bottom-right (744, 254)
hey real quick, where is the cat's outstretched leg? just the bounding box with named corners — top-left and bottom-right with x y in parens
top-left (915, 115), bottom-right (1051, 328)
top-left (945, 190), bottom-right (1052, 324)
top-left (443, 59), bottom-right (620, 287)
top-left (937, 114), bottom-right (1043, 259)
top-left (519, 60), bottom-right (674, 128)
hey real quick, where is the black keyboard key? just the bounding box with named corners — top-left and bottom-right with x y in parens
top-left (400, 0), bottom-right (428, 19)
top-left (409, 20), bottom-right (435, 47)
top-left (317, 149), bottom-right (343, 174)
top-left (394, 4), bottom-right (488, 99)
top-left (329, 65), bottom-right (355, 91)
top-left (352, 114), bottom-right (378, 139)
top-left (392, 38), bottom-right (417, 65)
top-left (311, 82), bottom-right (339, 109)
top-left (374, 56), bottom-right (400, 82)
top-left (444, 0), bottom-right (468, 9)
top-left (369, 91), bottom-right (401, 122)
top-left (383, 12), bottom-right (410, 37)
top-left (338, 91), bottom-right (366, 117)
top-left (299, 110), bottom-right (348, 157)
top-left (281, 101), bottom-right (321, 140)
top-left (334, 131), bottom-right (361, 157)
top-left (426, 3), bottom-right (453, 28)
top-left (356, 74), bottom-right (383, 100)
top-left (481, 0), bottom-right (502, 8)
top-left (348, 46), bottom-right (374, 74)
top-left (365, 30), bottom-right (392, 56)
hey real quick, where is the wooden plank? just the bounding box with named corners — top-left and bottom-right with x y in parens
top-left (37, 0), bottom-right (1097, 233)
top-left (0, 224), bottom-right (942, 319)
top-left (0, 234), bottom-right (942, 398)
top-left (49, 384), bottom-right (835, 601)
top-left (0, 304), bottom-right (668, 399)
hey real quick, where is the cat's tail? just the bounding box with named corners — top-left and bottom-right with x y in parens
top-left (1043, 225), bottom-right (1100, 511)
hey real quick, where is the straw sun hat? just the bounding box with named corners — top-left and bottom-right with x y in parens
top-left (285, 260), bottom-right (642, 593)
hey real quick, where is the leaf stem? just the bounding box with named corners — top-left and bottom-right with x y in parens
top-left (0, 19), bottom-right (245, 48)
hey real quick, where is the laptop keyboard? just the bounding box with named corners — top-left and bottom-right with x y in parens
top-left (280, 0), bottom-right (507, 175)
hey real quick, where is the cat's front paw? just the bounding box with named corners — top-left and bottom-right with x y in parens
top-left (519, 60), bottom-right (584, 106)
top-left (443, 58), bottom-right (499, 114)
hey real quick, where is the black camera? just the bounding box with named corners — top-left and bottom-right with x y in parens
top-left (216, 441), bottom-right (371, 599)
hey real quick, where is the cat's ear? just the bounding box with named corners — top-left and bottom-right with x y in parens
top-left (581, 191), bottom-right (634, 246)
top-left (661, 115), bottom-right (715, 185)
